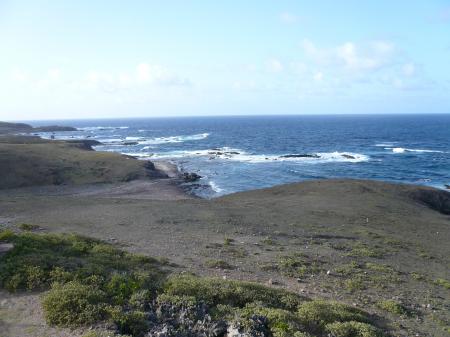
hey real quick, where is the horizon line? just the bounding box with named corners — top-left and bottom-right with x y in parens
top-left (4, 111), bottom-right (450, 123)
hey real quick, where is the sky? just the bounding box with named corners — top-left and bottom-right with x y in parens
top-left (1, 1), bottom-right (450, 120)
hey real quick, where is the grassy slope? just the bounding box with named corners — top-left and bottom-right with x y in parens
top-left (1, 180), bottom-right (448, 336)
top-left (0, 136), bottom-right (161, 188)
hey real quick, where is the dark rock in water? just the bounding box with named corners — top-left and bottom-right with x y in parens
top-left (445, 184), bottom-right (450, 190)
top-left (123, 141), bottom-right (139, 146)
top-left (208, 151), bottom-right (223, 156)
top-left (341, 154), bottom-right (356, 160)
top-left (280, 154), bottom-right (320, 159)
top-left (208, 150), bottom-right (240, 157)
top-left (182, 172), bottom-right (202, 182)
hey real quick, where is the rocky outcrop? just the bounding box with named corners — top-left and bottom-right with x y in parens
top-left (128, 298), bottom-right (270, 337)
top-left (279, 154), bottom-right (320, 159)
top-left (181, 172), bottom-right (202, 182)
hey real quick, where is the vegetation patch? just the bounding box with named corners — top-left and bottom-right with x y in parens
top-left (42, 281), bottom-right (107, 326)
top-left (325, 321), bottom-right (383, 337)
top-left (277, 253), bottom-right (323, 278)
top-left (204, 259), bottom-right (234, 269)
top-left (346, 243), bottom-right (384, 258)
top-left (0, 231), bottom-right (386, 337)
top-left (18, 223), bottom-right (40, 231)
top-left (298, 300), bottom-right (372, 333)
top-left (0, 231), bottom-right (163, 292)
top-left (376, 300), bottom-right (408, 316)
top-left (434, 278), bottom-right (450, 290)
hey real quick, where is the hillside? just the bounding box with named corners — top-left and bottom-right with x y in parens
top-left (0, 135), bottom-right (165, 189)
top-left (0, 179), bottom-right (449, 336)
top-left (0, 121), bottom-right (76, 134)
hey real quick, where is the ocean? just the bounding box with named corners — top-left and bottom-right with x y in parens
top-left (31, 114), bottom-right (450, 198)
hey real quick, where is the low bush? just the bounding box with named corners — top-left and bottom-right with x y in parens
top-left (18, 223), bottom-right (39, 231)
top-left (298, 300), bottom-right (370, 331)
top-left (163, 274), bottom-right (303, 310)
top-left (434, 278), bottom-right (450, 290)
top-left (325, 321), bottom-right (382, 337)
top-left (42, 281), bottom-right (107, 326)
top-left (376, 300), bottom-right (408, 316)
top-left (0, 232), bottom-right (163, 292)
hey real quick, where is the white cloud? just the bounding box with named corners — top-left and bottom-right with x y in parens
top-left (10, 68), bottom-right (29, 82)
top-left (302, 39), bottom-right (396, 73)
top-left (313, 71), bottom-right (323, 82)
top-left (279, 12), bottom-right (298, 24)
top-left (402, 62), bottom-right (416, 77)
top-left (266, 58), bottom-right (283, 73)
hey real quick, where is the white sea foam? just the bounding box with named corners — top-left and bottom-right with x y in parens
top-left (386, 147), bottom-right (444, 154)
top-left (147, 148), bottom-right (369, 163)
top-left (138, 133), bottom-right (210, 145)
top-left (209, 181), bottom-right (224, 193)
top-left (375, 142), bottom-right (397, 147)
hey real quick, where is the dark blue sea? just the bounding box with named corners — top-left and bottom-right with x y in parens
top-left (31, 115), bottom-right (450, 197)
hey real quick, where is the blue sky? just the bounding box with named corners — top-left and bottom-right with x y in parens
top-left (1, 1), bottom-right (450, 120)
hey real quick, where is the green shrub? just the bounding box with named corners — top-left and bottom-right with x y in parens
top-left (347, 243), bottom-right (383, 258)
top-left (106, 273), bottom-right (144, 305)
top-left (0, 232), bottom-right (163, 292)
top-left (224, 237), bottom-right (234, 245)
top-left (0, 229), bottom-right (15, 241)
top-left (42, 281), bottom-right (107, 326)
top-left (376, 300), bottom-right (407, 316)
top-left (325, 321), bottom-right (383, 337)
top-left (237, 303), bottom-right (305, 337)
top-left (107, 306), bottom-right (149, 337)
top-left (205, 259), bottom-right (234, 269)
top-left (434, 278), bottom-right (450, 289)
top-left (344, 276), bottom-right (366, 292)
top-left (298, 300), bottom-right (369, 330)
top-left (129, 289), bottom-right (152, 310)
top-left (18, 223), bottom-right (39, 231)
top-left (163, 274), bottom-right (303, 310)
top-left (24, 265), bottom-right (46, 290)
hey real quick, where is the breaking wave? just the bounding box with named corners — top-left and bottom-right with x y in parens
top-left (144, 147), bottom-right (369, 163)
top-left (386, 147), bottom-right (444, 154)
top-left (138, 133), bottom-right (209, 145)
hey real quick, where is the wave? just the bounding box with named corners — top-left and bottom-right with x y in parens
top-left (85, 133), bottom-right (210, 146)
top-left (138, 133), bottom-right (210, 145)
top-left (146, 147), bottom-right (369, 163)
top-left (375, 142), bottom-right (397, 147)
top-left (209, 181), bottom-right (224, 193)
top-left (386, 147), bottom-right (444, 154)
